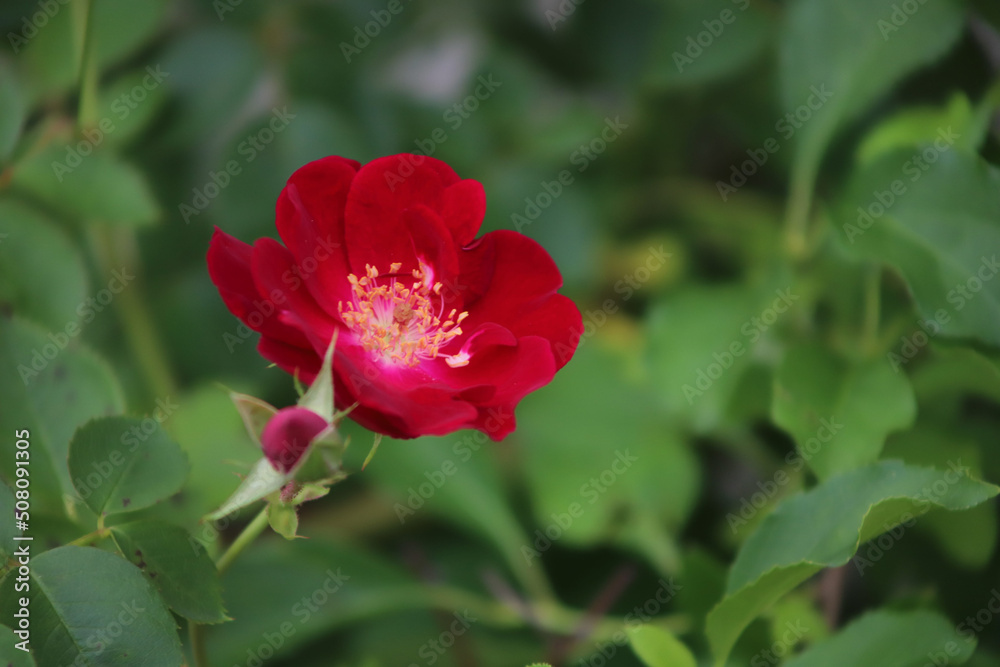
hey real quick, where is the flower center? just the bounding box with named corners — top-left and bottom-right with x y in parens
top-left (338, 262), bottom-right (470, 368)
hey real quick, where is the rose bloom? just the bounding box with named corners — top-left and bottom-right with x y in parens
top-left (208, 154), bottom-right (581, 440)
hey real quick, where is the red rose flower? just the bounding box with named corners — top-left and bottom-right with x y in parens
top-left (207, 154), bottom-right (581, 440)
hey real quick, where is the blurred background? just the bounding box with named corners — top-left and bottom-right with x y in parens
top-left (2, 0), bottom-right (1000, 665)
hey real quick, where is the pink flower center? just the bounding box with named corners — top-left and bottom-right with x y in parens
top-left (338, 262), bottom-right (469, 368)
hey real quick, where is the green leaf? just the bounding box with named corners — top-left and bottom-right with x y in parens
top-left (781, 609), bottom-right (974, 667)
top-left (644, 0), bottom-right (771, 90)
top-left (647, 277), bottom-right (794, 431)
top-left (837, 151), bottom-right (1000, 346)
top-left (857, 93), bottom-right (990, 164)
top-left (20, 0), bottom-right (169, 100)
top-left (11, 145), bottom-right (160, 227)
top-left (706, 460), bottom-right (1000, 665)
top-left (518, 342), bottom-right (698, 573)
top-left (0, 200), bottom-right (89, 331)
top-left (0, 546), bottom-right (183, 666)
top-left (67, 416), bottom-right (189, 517)
top-left (0, 625), bottom-right (37, 666)
top-left (780, 0), bottom-right (964, 182)
top-left (97, 68), bottom-right (170, 149)
top-left (205, 457), bottom-right (287, 521)
top-left (364, 428), bottom-right (545, 599)
top-left (0, 316), bottom-right (124, 515)
top-left (207, 537), bottom-right (423, 666)
top-left (628, 625), bottom-right (696, 667)
top-left (267, 501), bottom-right (300, 540)
top-left (0, 58), bottom-right (27, 163)
top-left (772, 342), bottom-right (916, 479)
top-left (109, 519), bottom-right (228, 623)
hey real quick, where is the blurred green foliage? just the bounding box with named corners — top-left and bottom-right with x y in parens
top-left (3, 0), bottom-right (1000, 665)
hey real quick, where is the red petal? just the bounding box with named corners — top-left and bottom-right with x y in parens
top-left (207, 228), bottom-right (310, 349)
top-left (441, 179), bottom-right (486, 247)
top-left (343, 154), bottom-right (465, 276)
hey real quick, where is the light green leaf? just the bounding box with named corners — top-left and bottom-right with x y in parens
top-left (772, 342), bottom-right (916, 479)
top-left (780, 0), bottom-right (964, 185)
top-left (706, 460), bottom-right (1000, 665)
top-left (205, 457), bottom-right (287, 521)
top-left (0, 200), bottom-right (89, 331)
top-left (628, 625), bottom-right (696, 667)
top-left (837, 151), bottom-right (1000, 346)
top-left (67, 416), bottom-right (189, 517)
top-left (11, 145), bottom-right (160, 227)
top-left (518, 342), bottom-right (698, 573)
top-left (0, 58), bottom-right (26, 163)
top-left (0, 625), bottom-right (37, 666)
top-left (782, 609), bottom-right (974, 667)
top-left (110, 519), bottom-right (229, 623)
top-left (0, 317), bottom-right (124, 515)
top-left (0, 546), bottom-right (184, 666)
top-left (857, 93), bottom-right (990, 164)
top-left (267, 501), bottom-right (300, 540)
top-left (647, 277), bottom-right (794, 431)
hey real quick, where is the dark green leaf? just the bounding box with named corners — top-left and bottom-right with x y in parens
top-left (0, 546), bottom-right (183, 666)
top-left (837, 151), bottom-right (1000, 346)
top-left (67, 416), bottom-right (189, 517)
top-left (0, 625), bottom-right (36, 667)
top-left (0, 317), bottom-right (124, 515)
top-left (11, 145), bottom-right (160, 227)
top-left (110, 519), bottom-right (228, 623)
top-left (0, 58), bottom-right (26, 163)
top-left (706, 460), bottom-right (999, 665)
top-left (782, 609), bottom-right (974, 667)
top-left (0, 199), bottom-right (89, 331)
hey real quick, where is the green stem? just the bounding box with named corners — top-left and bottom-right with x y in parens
top-left (215, 507), bottom-right (271, 575)
top-left (189, 508), bottom-right (272, 667)
top-left (861, 265), bottom-right (882, 356)
top-left (68, 527), bottom-right (110, 547)
top-left (784, 158), bottom-right (819, 260)
top-left (188, 623), bottom-right (209, 667)
top-left (72, 0), bottom-right (99, 132)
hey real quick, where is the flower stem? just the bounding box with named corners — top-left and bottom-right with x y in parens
top-left (72, 0), bottom-right (99, 133)
top-left (215, 507), bottom-right (271, 575)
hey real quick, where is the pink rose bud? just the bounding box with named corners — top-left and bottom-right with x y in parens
top-left (261, 407), bottom-right (329, 472)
